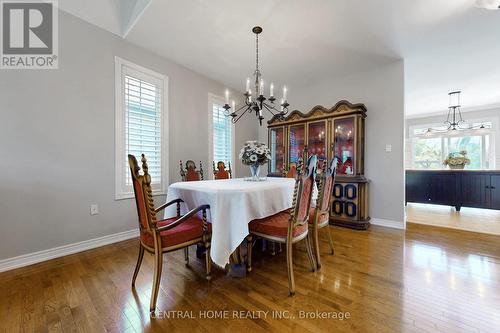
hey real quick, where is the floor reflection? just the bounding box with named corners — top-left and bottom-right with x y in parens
top-left (403, 240), bottom-right (500, 332)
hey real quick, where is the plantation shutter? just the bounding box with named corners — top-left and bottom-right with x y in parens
top-left (124, 74), bottom-right (162, 185)
top-left (212, 103), bottom-right (232, 165)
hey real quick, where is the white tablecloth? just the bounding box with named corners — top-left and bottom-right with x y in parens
top-left (164, 178), bottom-right (296, 267)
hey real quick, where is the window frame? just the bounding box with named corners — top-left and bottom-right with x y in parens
top-left (115, 56), bottom-right (169, 200)
top-left (408, 117), bottom-right (497, 170)
top-left (208, 93), bottom-right (235, 179)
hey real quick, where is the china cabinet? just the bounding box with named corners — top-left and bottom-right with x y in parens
top-left (267, 101), bottom-right (370, 229)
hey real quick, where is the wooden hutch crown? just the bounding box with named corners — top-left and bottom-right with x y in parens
top-left (267, 100), bottom-right (370, 230)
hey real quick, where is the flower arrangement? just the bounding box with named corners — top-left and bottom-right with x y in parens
top-left (239, 141), bottom-right (271, 166)
top-left (443, 150), bottom-right (470, 169)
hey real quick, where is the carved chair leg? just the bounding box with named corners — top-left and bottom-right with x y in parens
top-left (286, 240), bottom-right (295, 296)
top-left (184, 247), bottom-right (189, 266)
top-left (326, 226), bottom-right (335, 255)
top-left (150, 246), bottom-right (163, 312)
top-left (305, 235), bottom-right (317, 272)
top-left (246, 235), bottom-right (253, 272)
top-left (312, 226), bottom-right (321, 269)
top-left (205, 243), bottom-right (212, 281)
top-left (132, 244), bottom-right (145, 287)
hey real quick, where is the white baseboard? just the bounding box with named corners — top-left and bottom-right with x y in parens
top-left (371, 218), bottom-right (405, 230)
top-left (0, 229), bottom-right (139, 273)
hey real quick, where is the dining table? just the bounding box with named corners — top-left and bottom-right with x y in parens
top-left (163, 177), bottom-right (302, 268)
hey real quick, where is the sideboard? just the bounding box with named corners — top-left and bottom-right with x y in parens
top-left (405, 170), bottom-right (500, 211)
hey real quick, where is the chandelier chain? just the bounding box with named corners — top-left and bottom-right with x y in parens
top-left (255, 32), bottom-right (259, 72)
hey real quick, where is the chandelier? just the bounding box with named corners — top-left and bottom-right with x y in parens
top-left (223, 26), bottom-right (290, 126)
top-left (424, 91), bottom-right (487, 134)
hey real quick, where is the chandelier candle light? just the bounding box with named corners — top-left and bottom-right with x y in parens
top-left (223, 26), bottom-right (290, 126)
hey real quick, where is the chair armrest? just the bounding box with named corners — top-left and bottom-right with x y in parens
top-left (154, 198), bottom-right (184, 213)
top-left (156, 204), bottom-right (210, 232)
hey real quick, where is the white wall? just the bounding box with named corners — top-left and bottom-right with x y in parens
top-left (405, 107), bottom-right (500, 169)
top-left (0, 11), bottom-right (258, 260)
top-left (260, 61), bottom-right (406, 226)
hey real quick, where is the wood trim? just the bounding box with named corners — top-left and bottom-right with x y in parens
top-left (267, 100), bottom-right (367, 126)
top-left (0, 229), bottom-right (139, 273)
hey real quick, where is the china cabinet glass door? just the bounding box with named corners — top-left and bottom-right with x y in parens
top-left (289, 124), bottom-right (305, 164)
top-left (333, 117), bottom-right (355, 176)
top-left (269, 127), bottom-right (285, 173)
top-left (307, 121), bottom-right (327, 162)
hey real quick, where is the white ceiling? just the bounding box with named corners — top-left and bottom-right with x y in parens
top-left (60, 0), bottom-right (500, 117)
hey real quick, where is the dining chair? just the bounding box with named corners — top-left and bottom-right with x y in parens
top-left (180, 160), bottom-right (204, 181)
top-left (283, 162), bottom-right (297, 178)
top-left (129, 154), bottom-right (211, 312)
top-left (213, 161), bottom-right (232, 179)
top-left (309, 156), bottom-right (338, 269)
top-left (247, 154), bottom-right (318, 295)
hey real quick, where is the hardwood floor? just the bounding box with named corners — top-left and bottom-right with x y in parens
top-left (406, 203), bottom-right (500, 235)
top-left (1, 224), bottom-right (499, 333)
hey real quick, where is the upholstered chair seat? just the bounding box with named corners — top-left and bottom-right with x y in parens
top-left (140, 217), bottom-right (212, 249)
top-left (309, 208), bottom-right (329, 226)
top-left (249, 212), bottom-right (308, 239)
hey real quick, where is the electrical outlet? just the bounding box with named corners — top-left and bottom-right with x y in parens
top-left (385, 144), bottom-right (392, 152)
top-left (90, 204), bottom-right (99, 215)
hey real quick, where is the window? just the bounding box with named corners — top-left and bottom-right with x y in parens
top-left (408, 121), bottom-right (496, 170)
top-left (208, 94), bottom-right (234, 176)
top-left (413, 137), bottom-right (443, 169)
top-left (115, 57), bottom-right (168, 199)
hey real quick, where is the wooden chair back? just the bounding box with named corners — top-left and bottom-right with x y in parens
top-left (288, 155), bottom-right (318, 230)
top-left (213, 161), bottom-right (232, 179)
top-left (284, 163), bottom-right (297, 178)
top-left (317, 156), bottom-right (338, 213)
top-left (180, 160), bottom-right (204, 181)
top-left (128, 154), bottom-right (159, 234)
top-left (285, 146), bottom-right (308, 178)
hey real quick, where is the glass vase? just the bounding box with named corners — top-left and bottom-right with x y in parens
top-left (249, 164), bottom-right (261, 181)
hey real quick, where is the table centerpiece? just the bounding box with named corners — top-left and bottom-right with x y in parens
top-left (239, 141), bottom-right (271, 181)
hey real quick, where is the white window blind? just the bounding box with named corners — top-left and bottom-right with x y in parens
top-left (124, 75), bottom-right (162, 185)
top-left (115, 57), bottom-right (168, 199)
top-left (212, 103), bottom-right (232, 165)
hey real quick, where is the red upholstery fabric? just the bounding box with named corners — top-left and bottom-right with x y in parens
top-left (249, 212), bottom-right (308, 238)
top-left (297, 178), bottom-right (313, 222)
top-left (285, 165), bottom-right (297, 178)
top-left (320, 175), bottom-right (333, 211)
top-left (215, 169), bottom-right (230, 180)
top-left (308, 208), bottom-right (329, 225)
top-left (133, 179), bottom-right (149, 230)
top-left (140, 216), bottom-right (211, 248)
top-left (185, 169), bottom-right (201, 181)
